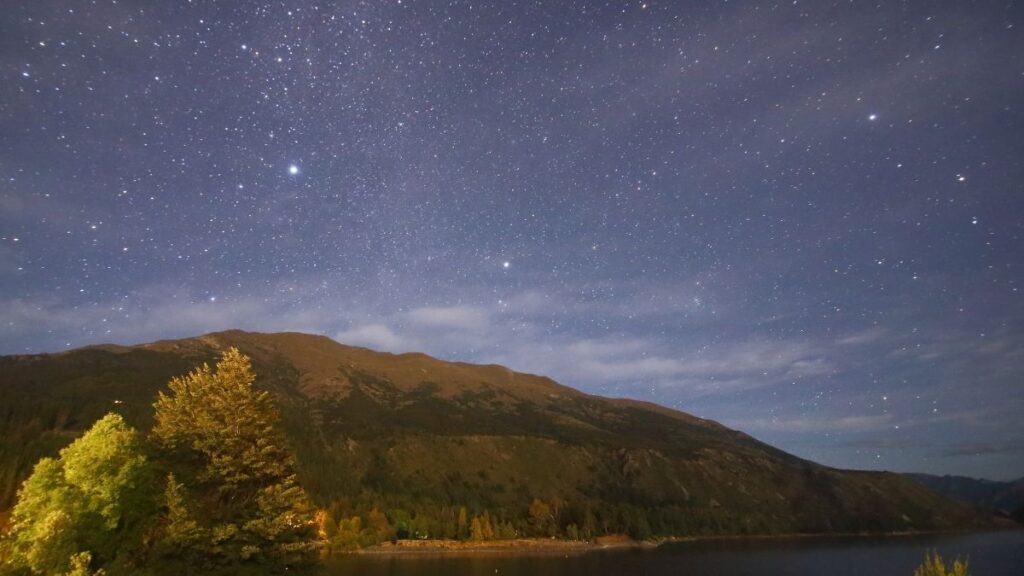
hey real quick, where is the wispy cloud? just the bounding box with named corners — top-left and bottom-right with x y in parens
top-left (836, 327), bottom-right (889, 346)
top-left (739, 414), bottom-right (895, 433)
top-left (334, 323), bottom-right (408, 351)
top-left (485, 334), bottom-right (831, 400)
top-left (0, 284), bottom-right (831, 398)
top-left (935, 442), bottom-right (1024, 458)
top-left (407, 305), bottom-right (489, 332)
top-left (0, 287), bottom-right (327, 352)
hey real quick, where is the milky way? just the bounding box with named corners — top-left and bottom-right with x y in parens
top-left (1, 1), bottom-right (1022, 479)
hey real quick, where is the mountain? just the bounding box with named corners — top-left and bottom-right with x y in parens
top-left (904, 473), bottom-right (1024, 516)
top-left (0, 330), bottom-right (993, 538)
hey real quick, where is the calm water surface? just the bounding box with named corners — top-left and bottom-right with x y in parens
top-left (322, 531), bottom-right (1024, 576)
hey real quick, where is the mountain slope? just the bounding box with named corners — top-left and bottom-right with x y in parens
top-left (905, 473), bottom-right (1024, 516)
top-left (0, 330), bottom-right (991, 537)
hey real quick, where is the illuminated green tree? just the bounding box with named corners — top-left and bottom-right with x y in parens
top-left (3, 413), bottom-right (150, 575)
top-left (151, 348), bottom-right (317, 563)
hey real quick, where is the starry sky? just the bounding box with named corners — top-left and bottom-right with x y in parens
top-left (2, 1), bottom-right (1022, 480)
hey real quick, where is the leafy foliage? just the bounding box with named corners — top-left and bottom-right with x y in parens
top-left (2, 413), bottom-right (150, 575)
top-left (914, 550), bottom-right (970, 576)
top-left (65, 552), bottom-right (104, 576)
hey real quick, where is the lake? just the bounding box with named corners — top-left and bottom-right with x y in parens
top-left (321, 531), bottom-right (1024, 575)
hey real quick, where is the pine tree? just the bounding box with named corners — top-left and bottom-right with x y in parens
top-left (151, 348), bottom-right (317, 564)
top-left (457, 506), bottom-right (468, 540)
top-left (469, 517), bottom-right (485, 541)
top-left (481, 511), bottom-right (495, 540)
top-left (153, 348), bottom-right (291, 490)
top-left (159, 473), bottom-right (206, 553)
top-left (581, 506), bottom-right (597, 539)
top-left (566, 523), bottom-right (580, 541)
top-left (243, 475), bottom-right (315, 551)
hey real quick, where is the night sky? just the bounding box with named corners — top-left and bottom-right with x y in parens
top-left (2, 1), bottom-right (1022, 480)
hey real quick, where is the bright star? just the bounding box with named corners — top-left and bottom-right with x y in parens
top-left (288, 165), bottom-right (299, 175)
top-left (868, 113), bottom-right (877, 121)
top-left (502, 261), bottom-right (510, 269)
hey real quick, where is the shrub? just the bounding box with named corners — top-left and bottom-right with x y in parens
top-left (914, 550), bottom-right (969, 576)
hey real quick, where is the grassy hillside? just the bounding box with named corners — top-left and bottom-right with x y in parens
top-left (0, 330), bottom-right (990, 538)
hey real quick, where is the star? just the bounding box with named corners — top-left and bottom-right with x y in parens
top-left (288, 165), bottom-right (299, 175)
top-left (868, 113), bottom-right (878, 121)
top-left (502, 261), bottom-right (510, 269)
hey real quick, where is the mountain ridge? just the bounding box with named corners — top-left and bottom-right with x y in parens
top-left (0, 330), bottom-right (1000, 539)
top-left (904, 473), bottom-right (1024, 517)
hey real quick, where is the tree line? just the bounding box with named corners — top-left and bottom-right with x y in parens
top-left (0, 349), bottom-right (316, 575)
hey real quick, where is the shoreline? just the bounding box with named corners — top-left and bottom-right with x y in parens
top-left (351, 537), bottom-right (611, 556)
top-left (338, 527), bottom-right (1021, 557)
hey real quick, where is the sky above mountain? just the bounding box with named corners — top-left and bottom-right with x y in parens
top-left (1, 1), bottom-right (1021, 480)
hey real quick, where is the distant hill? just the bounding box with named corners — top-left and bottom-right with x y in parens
top-left (904, 473), bottom-right (1024, 517)
top-left (0, 330), bottom-right (994, 538)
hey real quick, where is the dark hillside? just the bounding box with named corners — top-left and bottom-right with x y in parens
top-left (904, 473), bottom-right (1024, 517)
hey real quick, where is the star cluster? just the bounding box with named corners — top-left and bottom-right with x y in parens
top-left (1, 1), bottom-right (1022, 479)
